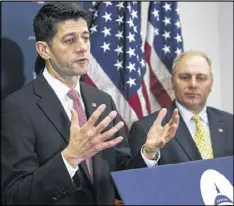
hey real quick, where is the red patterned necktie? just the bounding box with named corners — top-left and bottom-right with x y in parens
top-left (67, 89), bottom-right (93, 181)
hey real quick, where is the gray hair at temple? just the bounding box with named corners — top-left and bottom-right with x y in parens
top-left (171, 50), bottom-right (213, 80)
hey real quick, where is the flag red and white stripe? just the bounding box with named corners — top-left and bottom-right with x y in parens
top-left (84, 1), bottom-right (183, 133)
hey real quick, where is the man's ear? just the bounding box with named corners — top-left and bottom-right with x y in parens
top-left (210, 78), bottom-right (213, 93)
top-left (35, 41), bottom-right (50, 60)
top-left (171, 76), bottom-right (175, 90)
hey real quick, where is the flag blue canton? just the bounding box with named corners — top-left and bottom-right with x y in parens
top-left (90, 2), bottom-right (146, 99)
top-left (149, 1), bottom-right (183, 73)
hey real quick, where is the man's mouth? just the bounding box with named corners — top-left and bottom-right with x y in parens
top-left (184, 93), bottom-right (199, 97)
top-left (75, 58), bottom-right (88, 63)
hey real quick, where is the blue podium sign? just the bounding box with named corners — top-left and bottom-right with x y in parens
top-left (111, 156), bottom-right (233, 205)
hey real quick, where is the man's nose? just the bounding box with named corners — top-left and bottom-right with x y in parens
top-left (75, 39), bottom-right (88, 53)
top-left (188, 77), bottom-right (197, 88)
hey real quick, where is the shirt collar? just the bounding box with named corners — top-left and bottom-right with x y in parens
top-left (175, 100), bottom-right (208, 124)
top-left (43, 67), bottom-right (81, 101)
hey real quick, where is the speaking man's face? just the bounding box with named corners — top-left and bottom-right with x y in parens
top-left (47, 18), bottom-right (91, 77)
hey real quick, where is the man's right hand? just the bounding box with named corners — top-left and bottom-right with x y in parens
top-left (62, 104), bottom-right (124, 168)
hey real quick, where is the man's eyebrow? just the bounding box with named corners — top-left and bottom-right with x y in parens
top-left (61, 32), bottom-right (76, 39)
top-left (178, 73), bottom-right (208, 75)
top-left (82, 31), bottom-right (90, 35)
top-left (62, 31), bottom-right (90, 38)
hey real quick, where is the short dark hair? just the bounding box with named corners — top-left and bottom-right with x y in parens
top-left (33, 2), bottom-right (89, 44)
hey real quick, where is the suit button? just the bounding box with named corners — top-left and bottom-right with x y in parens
top-left (96, 196), bottom-right (100, 204)
top-left (60, 188), bottom-right (68, 195)
top-left (52, 196), bottom-right (58, 201)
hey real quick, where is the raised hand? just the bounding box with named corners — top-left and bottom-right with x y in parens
top-left (62, 104), bottom-right (124, 168)
top-left (143, 108), bottom-right (180, 159)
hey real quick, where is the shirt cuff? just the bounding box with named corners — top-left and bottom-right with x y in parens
top-left (61, 153), bottom-right (79, 178)
top-left (141, 147), bottom-right (161, 167)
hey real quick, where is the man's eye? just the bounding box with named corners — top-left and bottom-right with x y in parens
top-left (197, 77), bottom-right (206, 81)
top-left (180, 75), bottom-right (190, 80)
top-left (83, 36), bottom-right (90, 41)
top-left (65, 38), bottom-right (75, 44)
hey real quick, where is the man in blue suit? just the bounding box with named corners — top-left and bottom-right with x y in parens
top-left (1, 2), bottom-right (179, 205)
top-left (129, 50), bottom-right (233, 164)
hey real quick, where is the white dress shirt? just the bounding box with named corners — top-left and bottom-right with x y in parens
top-left (175, 101), bottom-right (211, 140)
top-left (43, 67), bottom-right (159, 179)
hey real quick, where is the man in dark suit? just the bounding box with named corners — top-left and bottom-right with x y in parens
top-left (1, 3), bottom-right (179, 205)
top-left (129, 50), bottom-right (233, 164)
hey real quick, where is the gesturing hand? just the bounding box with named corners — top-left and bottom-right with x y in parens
top-left (143, 108), bottom-right (179, 159)
top-left (62, 104), bottom-right (124, 168)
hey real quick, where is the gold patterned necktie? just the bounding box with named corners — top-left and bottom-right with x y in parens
top-left (192, 115), bottom-right (214, 159)
top-left (67, 89), bottom-right (93, 182)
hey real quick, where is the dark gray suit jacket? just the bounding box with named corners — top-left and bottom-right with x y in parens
top-left (1, 74), bottom-right (146, 205)
top-left (128, 101), bottom-right (233, 164)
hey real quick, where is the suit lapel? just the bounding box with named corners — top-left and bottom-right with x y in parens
top-left (80, 82), bottom-right (103, 186)
top-left (207, 108), bottom-right (226, 158)
top-left (33, 75), bottom-right (70, 143)
top-left (34, 76), bottom-right (102, 185)
top-left (167, 102), bottom-right (201, 160)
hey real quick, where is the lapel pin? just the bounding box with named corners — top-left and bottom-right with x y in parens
top-left (218, 128), bottom-right (223, 132)
top-left (92, 102), bottom-right (97, 108)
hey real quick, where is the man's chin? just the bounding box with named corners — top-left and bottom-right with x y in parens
top-left (78, 71), bottom-right (87, 76)
top-left (74, 68), bottom-right (88, 76)
top-left (184, 101), bottom-right (205, 110)
top-left (185, 101), bottom-right (199, 107)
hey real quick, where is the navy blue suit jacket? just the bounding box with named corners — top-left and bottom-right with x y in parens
top-left (1, 74), bottom-right (146, 205)
top-left (128, 101), bottom-right (233, 164)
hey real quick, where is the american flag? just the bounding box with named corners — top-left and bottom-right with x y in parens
top-left (84, 1), bottom-right (183, 132)
top-left (144, 1), bottom-right (184, 112)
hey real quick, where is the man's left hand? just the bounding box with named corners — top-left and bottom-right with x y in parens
top-left (143, 108), bottom-right (180, 159)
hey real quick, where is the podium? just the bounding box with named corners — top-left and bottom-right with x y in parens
top-left (111, 156), bottom-right (233, 205)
